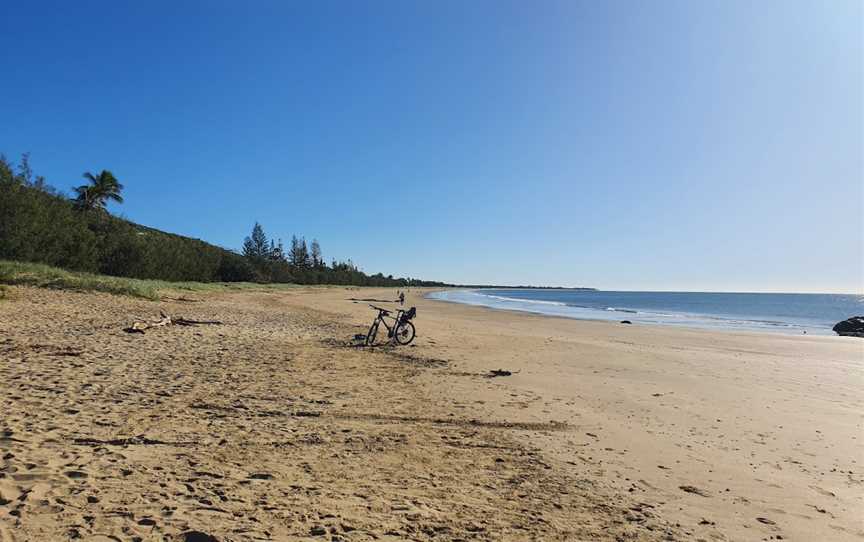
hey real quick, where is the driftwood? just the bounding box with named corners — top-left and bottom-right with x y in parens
top-left (487, 369), bottom-right (521, 378)
top-left (124, 311), bottom-right (223, 334)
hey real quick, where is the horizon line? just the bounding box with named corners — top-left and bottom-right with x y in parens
top-left (454, 286), bottom-right (863, 296)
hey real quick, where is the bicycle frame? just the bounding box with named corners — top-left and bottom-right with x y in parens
top-left (373, 308), bottom-right (404, 337)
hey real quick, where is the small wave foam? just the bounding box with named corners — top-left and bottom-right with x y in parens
top-left (481, 293), bottom-right (567, 306)
top-left (427, 289), bottom-right (828, 335)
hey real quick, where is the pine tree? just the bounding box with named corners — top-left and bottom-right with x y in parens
top-left (242, 222), bottom-right (270, 261)
top-left (300, 238), bottom-right (310, 267)
top-left (291, 236), bottom-right (309, 267)
top-left (17, 153), bottom-right (33, 184)
top-left (289, 235), bottom-right (305, 267)
top-left (311, 239), bottom-right (322, 268)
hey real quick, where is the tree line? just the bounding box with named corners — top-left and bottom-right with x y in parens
top-left (237, 222), bottom-right (437, 286)
top-left (0, 153), bottom-right (445, 287)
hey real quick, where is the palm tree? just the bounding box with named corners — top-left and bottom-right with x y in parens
top-left (73, 170), bottom-right (124, 211)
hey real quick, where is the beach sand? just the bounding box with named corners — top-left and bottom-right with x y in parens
top-left (0, 286), bottom-right (861, 541)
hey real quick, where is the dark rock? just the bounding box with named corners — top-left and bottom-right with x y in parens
top-left (180, 532), bottom-right (218, 542)
top-left (620, 320), bottom-right (632, 324)
top-left (833, 316), bottom-right (864, 337)
top-left (310, 526), bottom-right (327, 536)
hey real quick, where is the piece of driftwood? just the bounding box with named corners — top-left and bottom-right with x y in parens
top-left (124, 312), bottom-right (223, 334)
top-left (487, 369), bottom-right (521, 378)
top-left (173, 317), bottom-right (223, 326)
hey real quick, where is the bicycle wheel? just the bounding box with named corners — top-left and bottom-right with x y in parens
top-left (394, 321), bottom-right (415, 345)
top-left (365, 322), bottom-right (379, 346)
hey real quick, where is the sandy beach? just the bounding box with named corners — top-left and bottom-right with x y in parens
top-left (0, 285), bottom-right (861, 541)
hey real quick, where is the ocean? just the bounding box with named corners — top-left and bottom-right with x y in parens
top-left (427, 289), bottom-right (864, 335)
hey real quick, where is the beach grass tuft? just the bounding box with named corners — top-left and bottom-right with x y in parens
top-left (0, 260), bottom-right (307, 300)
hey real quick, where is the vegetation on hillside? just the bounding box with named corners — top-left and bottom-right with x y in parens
top-left (0, 154), bottom-right (445, 287)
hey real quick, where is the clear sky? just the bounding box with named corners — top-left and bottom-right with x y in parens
top-left (2, 0), bottom-right (862, 293)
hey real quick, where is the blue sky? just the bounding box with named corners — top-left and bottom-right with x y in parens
top-left (2, 0), bottom-right (861, 293)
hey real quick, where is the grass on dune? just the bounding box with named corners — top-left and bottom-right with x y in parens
top-left (0, 260), bottom-right (305, 300)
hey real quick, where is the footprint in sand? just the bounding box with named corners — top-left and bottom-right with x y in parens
top-left (0, 483), bottom-right (20, 506)
top-left (808, 485), bottom-right (836, 498)
top-left (679, 485), bottom-right (711, 497)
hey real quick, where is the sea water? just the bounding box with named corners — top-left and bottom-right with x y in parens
top-left (427, 289), bottom-right (864, 335)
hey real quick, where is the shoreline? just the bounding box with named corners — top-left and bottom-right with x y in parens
top-left (425, 288), bottom-right (850, 337)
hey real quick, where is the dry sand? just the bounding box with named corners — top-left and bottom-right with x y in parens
top-left (0, 285), bottom-right (861, 541)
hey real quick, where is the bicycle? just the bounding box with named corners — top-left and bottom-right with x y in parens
top-left (365, 304), bottom-right (416, 346)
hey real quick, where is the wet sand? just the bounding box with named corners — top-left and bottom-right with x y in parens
top-left (0, 285), bottom-right (861, 541)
